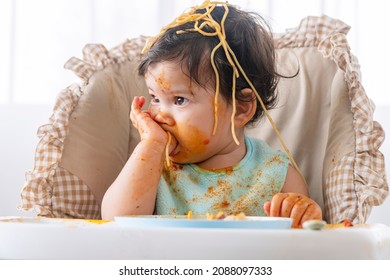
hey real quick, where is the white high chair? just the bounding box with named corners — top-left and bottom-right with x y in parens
top-left (0, 15), bottom-right (387, 261)
top-left (18, 15), bottom-right (388, 225)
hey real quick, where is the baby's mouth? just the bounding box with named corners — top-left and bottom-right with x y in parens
top-left (168, 136), bottom-right (179, 157)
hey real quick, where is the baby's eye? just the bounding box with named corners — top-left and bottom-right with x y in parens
top-left (174, 96), bottom-right (188, 106)
top-left (150, 94), bottom-right (160, 104)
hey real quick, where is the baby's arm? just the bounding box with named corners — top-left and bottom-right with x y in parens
top-left (263, 166), bottom-right (323, 228)
top-left (101, 96), bottom-right (168, 220)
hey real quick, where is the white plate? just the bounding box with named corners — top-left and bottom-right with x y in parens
top-left (114, 215), bottom-right (292, 229)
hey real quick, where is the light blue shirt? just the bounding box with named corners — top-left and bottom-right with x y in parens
top-left (156, 136), bottom-right (289, 216)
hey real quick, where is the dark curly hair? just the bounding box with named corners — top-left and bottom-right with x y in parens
top-left (138, 4), bottom-right (283, 125)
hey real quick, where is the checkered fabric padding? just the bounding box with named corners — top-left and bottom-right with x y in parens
top-left (19, 16), bottom-right (387, 222)
top-left (19, 36), bottom-right (148, 219)
top-left (272, 15), bottom-right (388, 223)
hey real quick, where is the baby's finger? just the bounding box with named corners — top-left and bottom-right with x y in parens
top-left (130, 96), bottom-right (147, 127)
top-left (263, 201), bottom-right (271, 216)
top-left (131, 96), bottom-right (145, 113)
top-left (269, 193), bottom-right (289, 217)
top-left (300, 204), bottom-right (322, 225)
top-left (137, 96), bottom-right (146, 109)
top-left (280, 194), bottom-right (304, 218)
top-left (290, 198), bottom-right (311, 228)
top-left (130, 109), bottom-right (138, 128)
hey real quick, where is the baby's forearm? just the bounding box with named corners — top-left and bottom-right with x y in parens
top-left (101, 139), bottom-right (166, 220)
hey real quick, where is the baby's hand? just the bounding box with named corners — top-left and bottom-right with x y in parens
top-left (263, 193), bottom-right (322, 228)
top-left (130, 96), bottom-right (168, 144)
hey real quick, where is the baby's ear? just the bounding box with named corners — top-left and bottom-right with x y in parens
top-left (234, 88), bottom-right (256, 128)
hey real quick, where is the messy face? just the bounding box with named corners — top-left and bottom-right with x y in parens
top-left (145, 61), bottom-right (235, 165)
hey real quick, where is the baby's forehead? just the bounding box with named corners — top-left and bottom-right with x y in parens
top-left (147, 60), bottom-right (213, 85)
top-left (146, 61), bottom-right (189, 85)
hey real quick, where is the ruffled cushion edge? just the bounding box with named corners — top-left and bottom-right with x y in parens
top-left (275, 15), bottom-right (388, 223)
top-left (18, 36), bottom-right (148, 218)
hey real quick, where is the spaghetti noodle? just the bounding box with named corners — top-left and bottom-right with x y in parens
top-left (165, 131), bottom-right (172, 167)
top-left (144, 0), bottom-right (307, 186)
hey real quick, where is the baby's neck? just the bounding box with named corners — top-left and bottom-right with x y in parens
top-left (196, 139), bottom-right (247, 170)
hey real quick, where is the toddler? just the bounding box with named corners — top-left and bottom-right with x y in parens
top-left (101, 0), bottom-right (322, 228)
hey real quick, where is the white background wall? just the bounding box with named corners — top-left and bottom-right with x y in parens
top-left (0, 0), bottom-right (389, 224)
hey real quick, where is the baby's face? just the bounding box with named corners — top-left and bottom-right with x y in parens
top-left (145, 61), bottom-right (235, 164)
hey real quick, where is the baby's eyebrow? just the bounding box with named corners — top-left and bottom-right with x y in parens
top-left (170, 89), bottom-right (192, 95)
top-left (147, 87), bottom-right (193, 98)
top-left (159, 85), bottom-right (193, 96)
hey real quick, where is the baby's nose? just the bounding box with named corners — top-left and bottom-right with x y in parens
top-left (154, 110), bottom-right (175, 126)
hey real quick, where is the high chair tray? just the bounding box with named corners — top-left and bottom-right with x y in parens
top-left (0, 217), bottom-right (389, 259)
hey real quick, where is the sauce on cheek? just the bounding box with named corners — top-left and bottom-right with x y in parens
top-left (170, 93), bottom-right (230, 163)
top-left (173, 123), bottom-right (211, 162)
